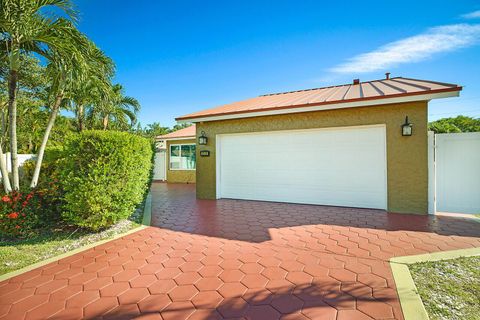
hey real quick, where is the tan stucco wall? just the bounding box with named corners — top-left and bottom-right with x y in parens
top-left (195, 101), bottom-right (429, 214)
top-left (166, 139), bottom-right (196, 184)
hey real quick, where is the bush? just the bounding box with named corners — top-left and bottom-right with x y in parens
top-left (21, 147), bottom-right (65, 224)
top-left (0, 190), bottom-right (41, 237)
top-left (60, 131), bottom-right (153, 230)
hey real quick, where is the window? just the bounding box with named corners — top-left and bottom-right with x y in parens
top-left (170, 144), bottom-right (196, 170)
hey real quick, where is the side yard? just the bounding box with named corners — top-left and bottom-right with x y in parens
top-left (1, 131), bottom-right (153, 277)
top-left (409, 256), bottom-right (480, 320)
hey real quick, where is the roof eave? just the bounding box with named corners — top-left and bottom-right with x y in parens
top-left (176, 87), bottom-right (461, 123)
top-left (155, 135), bottom-right (196, 141)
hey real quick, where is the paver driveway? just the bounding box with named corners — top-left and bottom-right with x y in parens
top-left (1, 183), bottom-right (480, 320)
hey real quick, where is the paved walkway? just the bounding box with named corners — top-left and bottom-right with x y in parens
top-left (1, 183), bottom-right (479, 320)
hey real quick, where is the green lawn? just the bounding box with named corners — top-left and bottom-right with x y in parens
top-left (0, 202), bottom-right (145, 276)
top-left (0, 219), bottom-right (140, 276)
top-left (409, 256), bottom-right (480, 320)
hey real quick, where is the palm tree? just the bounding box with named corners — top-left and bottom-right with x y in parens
top-left (0, 0), bottom-right (80, 190)
top-left (30, 37), bottom-right (113, 188)
top-left (69, 46), bottom-right (114, 132)
top-left (88, 84), bottom-right (140, 131)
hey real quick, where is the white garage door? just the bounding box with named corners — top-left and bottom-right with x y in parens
top-left (217, 125), bottom-right (387, 210)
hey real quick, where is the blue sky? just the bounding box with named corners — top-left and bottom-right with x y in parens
top-left (75, 0), bottom-right (480, 127)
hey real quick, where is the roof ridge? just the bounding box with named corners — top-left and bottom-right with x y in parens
top-left (259, 77), bottom-right (402, 97)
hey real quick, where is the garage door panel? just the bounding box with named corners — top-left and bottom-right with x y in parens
top-left (218, 126), bottom-right (387, 209)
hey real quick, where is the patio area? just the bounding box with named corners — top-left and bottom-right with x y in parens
top-left (1, 182), bottom-right (479, 320)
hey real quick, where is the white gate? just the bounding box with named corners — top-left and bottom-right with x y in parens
top-left (153, 151), bottom-right (166, 181)
top-left (430, 132), bottom-right (480, 214)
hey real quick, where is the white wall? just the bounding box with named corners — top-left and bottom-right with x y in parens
top-left (434, 132), bottom-right (480, 214)
top-left (1, 153), bottom-right (35, 176)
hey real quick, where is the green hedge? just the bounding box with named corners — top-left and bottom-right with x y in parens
top-left (60, 131), bottom-right (153, 230)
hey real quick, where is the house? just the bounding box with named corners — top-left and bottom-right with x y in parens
top-left (154, 124), bottom-right (196, 183)
top-left (176, 76), bottom-right (462, 215)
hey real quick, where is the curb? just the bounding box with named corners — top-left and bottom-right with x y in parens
top-left (0, 191), bottom-right (153, 283)
top-left (390, 247), bottom-right (480, 320)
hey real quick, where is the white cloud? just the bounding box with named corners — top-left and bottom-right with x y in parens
top-left (461, 10), bottom-right (480, 19)
top-left (330, 24), bottom-right (480, 74)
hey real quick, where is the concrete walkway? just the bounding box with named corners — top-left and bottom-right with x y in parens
top-left (1, 182), bottom-right (479, 319)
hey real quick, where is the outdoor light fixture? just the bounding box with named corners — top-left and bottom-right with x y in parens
top-left (401, 116), bottom-right (413, 136)
top-left (198, 131), bottom-right (208, 145)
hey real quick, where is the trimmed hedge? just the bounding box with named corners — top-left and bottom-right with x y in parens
top-left (60, 131), bottom-right (153, 230)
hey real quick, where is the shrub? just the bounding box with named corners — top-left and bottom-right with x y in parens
top-left (21, 147), bottom-right (65, 224)
top-left (60, 131), bottom-right (153, 230)
top-left (0, 190), bottom-right (41, 237)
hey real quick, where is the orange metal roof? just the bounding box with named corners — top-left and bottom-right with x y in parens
top-left (156, 124), bottom-right (196, 140)
top-left (176, 77), bottom-right (461, 121)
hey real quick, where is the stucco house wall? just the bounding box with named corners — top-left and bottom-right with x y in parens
top-left (195, 101), bottom-right (428, 214)
top-left (166, 138), bottom-right (197, 184)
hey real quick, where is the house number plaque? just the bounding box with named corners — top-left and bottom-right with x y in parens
top-left (200, 150), bottom-right (210, 157)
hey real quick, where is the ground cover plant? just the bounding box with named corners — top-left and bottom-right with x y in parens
top-left (409, 256), bottom-right (480, 320)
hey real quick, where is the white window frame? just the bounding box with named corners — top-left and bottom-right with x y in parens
top-left (169, 143), bottom-right (196, 171)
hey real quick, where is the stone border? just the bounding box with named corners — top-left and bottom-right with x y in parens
top-left (0, 191), bottom-right (153, 283)
top-left (390, 247), bottom-right (480, 320)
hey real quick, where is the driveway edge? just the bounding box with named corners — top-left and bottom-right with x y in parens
top-left (0, 192), bottom-right (153, 283)
top-left (390, 247), bottom-right (480, 320)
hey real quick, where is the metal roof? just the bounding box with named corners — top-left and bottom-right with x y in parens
top-left (176, 77), bottom-right (461, 122)
top-left (156, 124), bottom-right (196, 140)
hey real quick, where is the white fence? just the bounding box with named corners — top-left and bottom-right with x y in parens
top-left (429, 132), bottom-right (480, 214)
top-left (0, 153), bottom-right (35, 177)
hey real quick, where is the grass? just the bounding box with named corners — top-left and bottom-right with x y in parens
top-left (409, 256), bottom-right (480, 320)
top-left (0, 205), bottom-right (144, 276)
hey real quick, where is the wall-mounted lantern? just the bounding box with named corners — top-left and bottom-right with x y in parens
top-left (198, 131), bottom-right (208, 145)
top-left (401, 116), bottom-right (413, 136)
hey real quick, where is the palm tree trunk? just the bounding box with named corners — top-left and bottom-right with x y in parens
top-left (0, 143), bottom-right (12, 193)
top-left (8, 69), bottom-right (19, 190)
top-left (103, 115), bottom-right (108, 130)
top-left (30, 93), bottom-right (63, 188)
top-left (77, 104), bottom-right (84, 131)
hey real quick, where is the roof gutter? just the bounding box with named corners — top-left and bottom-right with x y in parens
top-left (176, 87), bottom-right (461, 123)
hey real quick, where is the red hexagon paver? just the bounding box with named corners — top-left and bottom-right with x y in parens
top-left (83, 297), bottom-right (119, 319)
top-left (156, 267), bottom-right (182, 280)
top-left (168, 285), bottom-right (199, 301)
top-left (161, 301), bottom-right (196, 320)
top-left (198, 265), bottom-right (223, 277)
top-left (218, 282), bottom-right (248, 298)
top-left (174, 271), bottom-right (202, 285)
top-left (240, 263), bottom-right (264, 274)
top-left (118, 287), bottom-right (150, 304)
top-left (271, 294), bottom-right (304, 314)
top-left (219, 269), bottom-right (245, 283)
top-left (99, 282), bottom-right (130, 297)
top-left (148, 279), bottom-right (177, 294)
top-left (286, 271), bottom-right (313, 286)
top-left (130, 274), bottom-right (158, 288)
top-left (66, 290), bottom-right (99, 308)
top-left (195, 277), bottom-right (224, 291)
top-left (191, 291), bottom-right (224, 309)
top-left (138, 294), bottom-right (172, 313)
top-left (241, 274), bottom-right (269, 289)
top-left (217, 297), bottom-right (249, 318)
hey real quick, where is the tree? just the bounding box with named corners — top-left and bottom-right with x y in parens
top-left (30, 36), bottom-right (113, 188)
top-left (0, 0), bottom-right (79, 190)
top-left (428, 116), bottom-right (480, 133)
top-left (68, 45), bottom-right (114, 132)
top-left (172, 123), bottom-right (192, 131)
top-left (87, 84), bottom-right (140, 131)
top-left (142, 122), bottom-right (170, 140)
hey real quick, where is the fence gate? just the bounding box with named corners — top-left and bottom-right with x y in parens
top-left (431, 132), bottom-right (480, 214)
